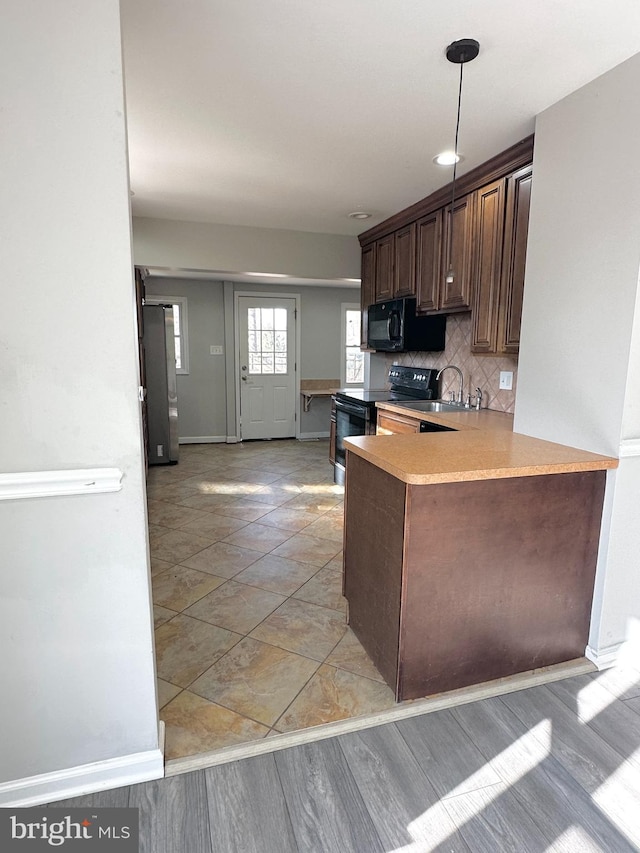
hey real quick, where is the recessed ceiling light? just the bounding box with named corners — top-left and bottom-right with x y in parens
top-left (245, 271), bottom-right (289, 278)
top-left (433, 151), bottom-right (463, 166)
top-left (348, 211), bottom-right (372, 220)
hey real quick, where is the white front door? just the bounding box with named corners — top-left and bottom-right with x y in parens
top-left (238, 296), bottom-right (297, 440)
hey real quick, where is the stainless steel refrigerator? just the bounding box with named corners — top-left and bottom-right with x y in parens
top-left (143, 304), bottom-right (179, 465)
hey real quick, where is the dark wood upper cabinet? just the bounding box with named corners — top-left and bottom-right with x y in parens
top-left (374, 233), bottom-right (394, 302)
top-left (470, 179), bottom-right (507, 352)
top-left (415, 208), bottom-right (443, 312)
top-left (393, 222), bottom-right (416, 298)
top-left (360, 243), bottom-right (375, 347)
top-left (499, 166), bottom-right (532, 354)
top-left (470, 166), bottom-right (532, 354)
top-left (415, 194), bottom-right (474, 315)
top-left (440, 192), bottom-right (475, 313)
top-left (358, 135), bottom-right (534, 349)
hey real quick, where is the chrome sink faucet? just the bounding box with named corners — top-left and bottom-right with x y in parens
top-left (436, 365), bottom-right (464, 405)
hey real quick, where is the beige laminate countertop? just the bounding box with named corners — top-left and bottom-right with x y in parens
top-left (375, 400), bottom-right (514, 432)
top-left (344, 430), bottom-right (618, 485)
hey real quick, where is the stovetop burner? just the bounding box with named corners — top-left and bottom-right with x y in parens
top-left (334, 388), bottom-right (393, 405)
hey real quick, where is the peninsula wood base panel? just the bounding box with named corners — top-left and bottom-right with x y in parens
top-left (343, 453), bottom-right (606, 701)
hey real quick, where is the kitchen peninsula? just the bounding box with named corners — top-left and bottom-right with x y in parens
top-left (342, 427), bottom-right (617, 701)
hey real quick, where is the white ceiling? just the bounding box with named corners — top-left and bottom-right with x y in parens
top-left (121, 0), bottom-right (640, 240)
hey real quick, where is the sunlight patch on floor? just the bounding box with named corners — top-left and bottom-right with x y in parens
top-left (593, 753), bottom-right (640, 847)
top-left (577, 673), bottom-right (629, 724)
top-left (196, 483), bottom-right (258, 495)
top-left (399, 720), bottom-right (552, 851)
top-left (543, 825), bottom-right (604, 852)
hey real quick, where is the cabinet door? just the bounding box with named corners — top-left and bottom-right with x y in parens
top-left (471, 179), bottom-right (507, 353)
top-left (393, 222), bottom-right (416, 297)
top-left (415, 209), bottom-right (443, 312)
top-left (360, 243), bottom-right (375, 348)
top-left (441, 193), bottom-right (475, 312)
top-left (374, 233), bottom-right (394, 302)
top-left (499, 166), bottom-right (532, 354)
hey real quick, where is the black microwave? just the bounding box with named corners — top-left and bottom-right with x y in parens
top-left (367, 298), bottom-right (446, 352)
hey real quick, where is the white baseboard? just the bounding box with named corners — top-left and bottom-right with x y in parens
top-left (0, 746), bottom-right (164, 807)
top-left (181, 434), bottom-right (327, 444)
top-left (179, 436), bottom-right (226, 444)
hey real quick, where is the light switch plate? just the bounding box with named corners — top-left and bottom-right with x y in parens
top-left (210, 345), bottom-right (223, 355)
top-left (499, 371), bottom-right (513, 390)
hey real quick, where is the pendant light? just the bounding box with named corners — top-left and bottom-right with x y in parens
top-left (444, 38), bottom-right (480, 286)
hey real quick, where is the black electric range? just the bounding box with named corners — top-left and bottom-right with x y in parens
top-left (332, 365), bottom-right (440, 483)
top-left (334, 364), bottom-right (440, 408)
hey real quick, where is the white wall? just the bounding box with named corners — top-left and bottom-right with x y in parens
top-left (133, 217), bottom-right (361, 281)
top-left (514, 52), bottom-right (640, 662)
top-left (0, 0), bottom-right (160, 801)
top-left (144, 277), bottom-right (359, 441)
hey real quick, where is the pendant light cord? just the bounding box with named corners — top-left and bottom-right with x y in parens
top-left (447, 59), bottom-right (465, 277)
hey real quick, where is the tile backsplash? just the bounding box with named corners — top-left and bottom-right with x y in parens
top-left (383, 313), bottom-right (518, 413)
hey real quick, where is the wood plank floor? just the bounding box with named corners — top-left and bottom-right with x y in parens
top-left (49, 664), bottom-right (640, 852)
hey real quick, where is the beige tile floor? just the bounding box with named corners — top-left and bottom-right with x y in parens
top-left (147, 439), bottom-right (396, 761)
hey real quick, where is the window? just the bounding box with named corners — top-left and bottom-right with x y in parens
top-left (145, 295), bottom-right (189, 374)
top-left (342, 303), bottom-right (364, 387)
top-left (248, 306), bottom-right (288, 374)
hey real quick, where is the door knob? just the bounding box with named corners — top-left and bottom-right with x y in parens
top-left (241, 365), bottom-right (247, 371)
top-left (241, 376), bottom-right (247, 381)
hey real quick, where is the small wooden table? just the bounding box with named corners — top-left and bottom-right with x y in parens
top-left (300, 380), bottom-right (339, 413)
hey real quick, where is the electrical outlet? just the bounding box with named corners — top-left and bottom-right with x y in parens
top-left (499, 371), bottom-right (513, 391)
top-left (210, 345), bottom-right (223, 355)
top-left (156, 444), bottom-right (164, 457)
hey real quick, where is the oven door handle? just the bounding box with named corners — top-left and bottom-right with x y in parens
top-left (334, 399), bottom-right (369, 418)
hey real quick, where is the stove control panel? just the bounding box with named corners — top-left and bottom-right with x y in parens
top-left (388, 364), bottom-right (440, 399)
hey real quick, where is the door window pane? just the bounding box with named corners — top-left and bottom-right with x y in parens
top-left (261, 308), bottom-right (274, 331)
top-left (248, 306), bottom-right (288, 374)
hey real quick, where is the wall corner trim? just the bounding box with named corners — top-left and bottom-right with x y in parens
top-left (0, 746), bottom-right (164, 807)
top-left (0, 468), bottom-right (124, 501)
top-left (585, 642), bottom-right (623, 670)
top-left (619, 438), bottom-right (640, 458)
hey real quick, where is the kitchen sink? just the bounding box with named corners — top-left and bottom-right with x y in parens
top-left (394, 400), bottom-right (467, 413)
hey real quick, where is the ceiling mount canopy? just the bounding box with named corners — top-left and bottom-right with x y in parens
top-left (444, 38), bottom-right (480, 287)
top-left (445, 38), bottom-right (480, 65)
